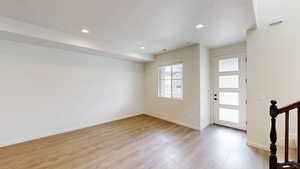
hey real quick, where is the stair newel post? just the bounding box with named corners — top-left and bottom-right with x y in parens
top-left (270, 100), bottom-right (278, 169)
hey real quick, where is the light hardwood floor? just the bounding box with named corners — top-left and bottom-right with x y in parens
top-left (0, 115), bottom-right (293, 169)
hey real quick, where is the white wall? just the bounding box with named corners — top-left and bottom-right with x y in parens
top-left (247, 0), bottom-right (300, 149)
top-left (0, 40), bottom-right (145, 147)
top-left (210, 42), bottom-right (247, 58)
top-left (199, 45), bottom-right (211, 130)
top-left (145, 44), bottom-right (210, 130)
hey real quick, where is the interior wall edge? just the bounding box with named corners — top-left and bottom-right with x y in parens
top-left (144, 113), bottom-right (201, 131)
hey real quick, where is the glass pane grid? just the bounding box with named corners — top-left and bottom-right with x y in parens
top-left (172, 64), bottom-right (183, 79)
top-left (159, 79), bottom-right (171, 98)
top-left (216, 57), bottom-right (241, 127)
top-left (159, 66), bottom-right (172, 80)
top-left (172, 80), bottom-right (183, 99)
top-left (159, 63), bottom-right (183, 99)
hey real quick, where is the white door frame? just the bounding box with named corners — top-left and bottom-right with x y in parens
top-left (212, 54), bottom-right (247, 130)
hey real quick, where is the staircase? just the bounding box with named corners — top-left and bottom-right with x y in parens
top-left (269, 100), bottom-right (300, 169)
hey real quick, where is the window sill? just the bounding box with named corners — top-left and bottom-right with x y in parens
top-left (157, 96), bottom-right (183, 101)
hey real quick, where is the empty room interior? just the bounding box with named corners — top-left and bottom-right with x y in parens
top-left (0, 0), bottom-right (300, 169)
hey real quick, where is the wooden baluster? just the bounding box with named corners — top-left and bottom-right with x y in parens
top-left (270, 100), bottom-right (278, 169)
top-left (298, 107), bottom-right (300, 163)
top-left (285, 111), bottom-right (289, 162)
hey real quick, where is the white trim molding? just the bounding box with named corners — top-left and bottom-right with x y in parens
top-left (247, 140), bottom-right (269, 151)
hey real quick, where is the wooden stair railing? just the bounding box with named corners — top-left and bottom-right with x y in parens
top-left (269, 100), bottom-right (300, 169)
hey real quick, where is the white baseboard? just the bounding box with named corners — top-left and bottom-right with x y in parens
top-left (0, 113), bottom-right (142, 148)
top-left (247, 141), bottom-right (269, 151)
top-left (200, 123), bottom-right (212, 130)
top-left (144, 113), bottom-right (200, 131)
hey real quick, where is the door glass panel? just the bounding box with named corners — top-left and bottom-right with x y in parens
top-left (219, 58), bottom-right (239, 72)
top-left (219, 92), bottom-right (239, 106)
top-left (219, 75), bottom-right (239, 88)
top-left (219, 108), bottom-right (239, 123)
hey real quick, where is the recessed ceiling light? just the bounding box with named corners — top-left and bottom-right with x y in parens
top-left (81, 29), bottom-right (89, 34)
top-left (195, 24), bottom-right (205, 29)
top-left (140, 46), bottom-right (145, 50)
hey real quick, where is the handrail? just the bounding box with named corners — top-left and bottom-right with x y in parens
top-left (276, 100), bottom-right (300, 114)
top-left (269, 100), bottom-right (300, 169)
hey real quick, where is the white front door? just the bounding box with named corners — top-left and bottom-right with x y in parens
top-left (213, 55), bottom-right (247, 130)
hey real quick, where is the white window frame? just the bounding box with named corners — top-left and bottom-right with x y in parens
top-left (158, 63), bottom-right (183, 100)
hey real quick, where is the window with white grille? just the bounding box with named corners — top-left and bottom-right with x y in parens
top-left (158, 63), bottom-right (183, 99)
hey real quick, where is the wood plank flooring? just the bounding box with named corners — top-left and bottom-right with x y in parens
top-left (0, 115), bottom-right (292, 169)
